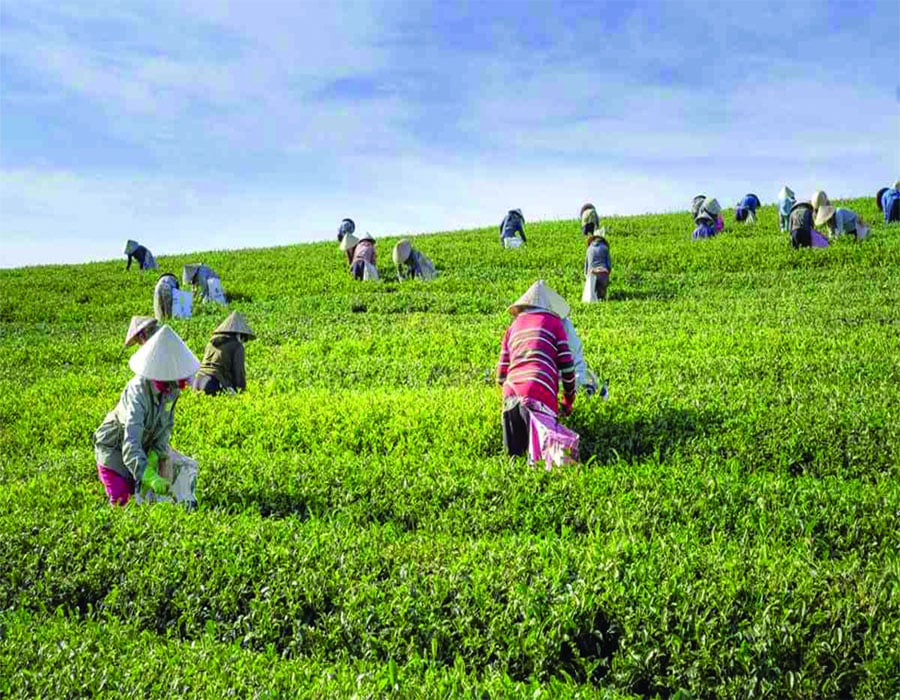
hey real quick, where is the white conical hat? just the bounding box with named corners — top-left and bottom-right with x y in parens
top-left (392, 239), bottom-right (412, 265)
top-left (811, 190), bottom-right (829, 210)
top-left (508, 280), bottom-right (570, 318)
top-left (339, 233), bottom-right (359, 252)
top-left (357, 231), bottom-right (374, 242)
top-left (124, 316), bottom-right (159, 347)
top-left (815, 204), bottom-right (836, 227)
top-left (214, 311), bottom-right (255, 338)
top-left (129, 325), bottom-right (200, 381)
top-left (778, 186), bottom-right (794, 200)
top-left (701, 197), bottom-right (721, 216)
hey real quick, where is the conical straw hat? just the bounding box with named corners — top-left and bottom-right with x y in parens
top-left (811, 190), bottom-right (829, 210)
top-left (357, 231), bottom-right (374, 242)
top-left (124, 316), bottom-right (159, 347)
top-left (129, 325), bottom-right (200, 381)
top-left (339, 233), bottom-right (359, 252)
top-left (701, 197), bottom-right (721, 216)
top-left (508, 280), bottom-right (570, 318)
top-left (214, 311), bottom-right (255, 338)
top-left (778, 186), bottom-right (794, 200)
top-left (392, 239), bottom-right (412, 265)
top-left (814, 204), bottom-right (836, 227)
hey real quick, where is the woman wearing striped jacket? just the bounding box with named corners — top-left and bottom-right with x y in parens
top-left (497, 280), bottom-right (577, 457)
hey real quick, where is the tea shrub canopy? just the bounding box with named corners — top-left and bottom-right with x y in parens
top-left (1, 199), bottom-right (899, 699)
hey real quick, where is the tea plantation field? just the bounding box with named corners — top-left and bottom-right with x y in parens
top-left (1, 198), bottom-right (898, 698)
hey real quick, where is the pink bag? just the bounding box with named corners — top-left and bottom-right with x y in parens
top-left (528, 409), bottom-right (580, 470)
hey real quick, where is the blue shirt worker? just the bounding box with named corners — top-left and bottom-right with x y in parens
top-left (735, 194), bottom-right (761, 224)
top-left (499, 209), bottom-right (526, 248)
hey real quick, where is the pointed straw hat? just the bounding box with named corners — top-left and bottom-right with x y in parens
top-left (811, 190), bottom-right (829, 211)
top-left (340, 233), bottom-right (359, 252)
top-left (778, 186), bottom-right (795, 200)
top-left (508, 280), bottom-right (570, 319)
top-left (129, 325), bottom-right (200, 381)
top-left (814, 204), bottom-right (836, 227)
top-left (357, 231), bottom-right (374, 242)
top-left (124, 316), bottom-right (159, 347)
top-left (701, 197), bottom-right (721, 216)
top-left (392, 239), bottom-right (412, 265)
top-left (214, 311), bottom-right (255, 338)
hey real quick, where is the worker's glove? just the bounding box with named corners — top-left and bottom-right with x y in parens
top-left (142, 451), bottom-right (170, 496)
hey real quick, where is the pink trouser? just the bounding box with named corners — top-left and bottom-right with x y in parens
top-left (97, 464), bottom-right (134, 506)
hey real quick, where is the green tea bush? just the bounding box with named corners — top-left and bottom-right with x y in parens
top-left (1, 199), bottom-right (898, 698)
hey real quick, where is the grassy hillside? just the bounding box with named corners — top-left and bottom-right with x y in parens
top-left (1, 198), bottom-right (899, 698)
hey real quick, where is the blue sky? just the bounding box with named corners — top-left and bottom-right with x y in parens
top-left (1, 0), bottom-right (898, 268)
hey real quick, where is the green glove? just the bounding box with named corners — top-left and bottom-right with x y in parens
top-left (142, 451), bottom-right (170, 495)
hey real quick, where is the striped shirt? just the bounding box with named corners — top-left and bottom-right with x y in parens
top-left (497, 311), bottom-right (576, 413)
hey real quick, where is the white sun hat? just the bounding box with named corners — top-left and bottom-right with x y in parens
top-left (392, 239), bottom-right (412, 265)
top-left (124, 316), bottom-right (159, 347)
top-left (339, 233), bottom-right (359, 252)
top-left (811, 190), bottom-right (829, 211)
top-left (815, 204), bottom-right (836, 227)
top-left (357, 231), bottom-right (374, 242)
top-left (778, 186), bottom-right (795, 200)
top-left (701, 197), bottom-right (721, 216)
top-left (129, 325), bottom-right (200, 381)
top-left (508, 280), bottom-right (570, 318)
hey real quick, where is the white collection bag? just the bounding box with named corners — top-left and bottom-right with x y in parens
top-left (136, 449), bottom-right (198, 506)
top-left (503, 237), bottom-right (523, 249)
top-left (581, 275), bottom-right (598, 303)
top-left (172, 289), bottom-right (193, 318)
top-left (206, 277), bottom-right (227, 305)
top-left (362, 261), bottom-right (380, 281)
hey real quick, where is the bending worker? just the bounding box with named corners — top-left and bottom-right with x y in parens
top-left (183, 263), bottom-right (226, 304)
top-left (583, 229), bottom-right (611, 301)
top-left (153, 272), bottom-right (180, 321)
top-left (350, 232), bottom-right (378, 280)
top-left (580, 203), bottom-right (601, 236)
top-left (878, 182), bottom-right (900, 223)
top-left (94, 326), bottom-right (199, 505)
top-left (815, 204), bottom-right (868, 241)
top-left (497, 280), bottom-right (576, 457)
top-left (393, 239), bottom-right (436, 281)
top-left (193, 312), bottom-right (255, 395)
top-left (734, 193), bottom-right (761, 224)
top-left (777, 186), bottom-right (795, 232)
top-left (499, 209), bottom-right (526, 248)
top-left (124, 240), bottom-right (158, 271)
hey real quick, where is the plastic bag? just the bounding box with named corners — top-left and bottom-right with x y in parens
top-left (363, 261), bottom-right (380, 281)
top-left (528, 410), bottom-right (579, 471)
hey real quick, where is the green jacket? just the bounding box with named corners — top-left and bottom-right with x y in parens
top-left (198, 333), bottom-right (246, 391)
top-left (93, 376), bottom-right (178, 483)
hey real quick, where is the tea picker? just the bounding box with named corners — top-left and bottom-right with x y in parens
top-left (183, 263), bottom-right (226, 305)
top-left (499, 209), bottom-right (526, 248)
top-left (815, 204), bottom-right (869, 242)
top-left (337, 217), bottom-right (356, 242)
top-left (582, 229), bottom-right (611, 302)
top-left (777, 186), bottom-right (795, 232)
top-left (877, 181), bottom-right (900, 223)
top-left (153, 272), bottom-right (181, 320)
top-left (734, 194), bottom-right (761, 224)
top-left (124, 239), bottom-right (158, 271)
top-left (193, 312), bottom-right (255, 395)
top-left (94, 325), bottom-right (201, 507)
top-left (393, 239), bottom-right (436, 281)
top-left (348, 232), bottom-right (378, 281)
top-left (497, 280), bottom-right (579, 468)
top-left (580, 203), bottom-right (601, 236)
